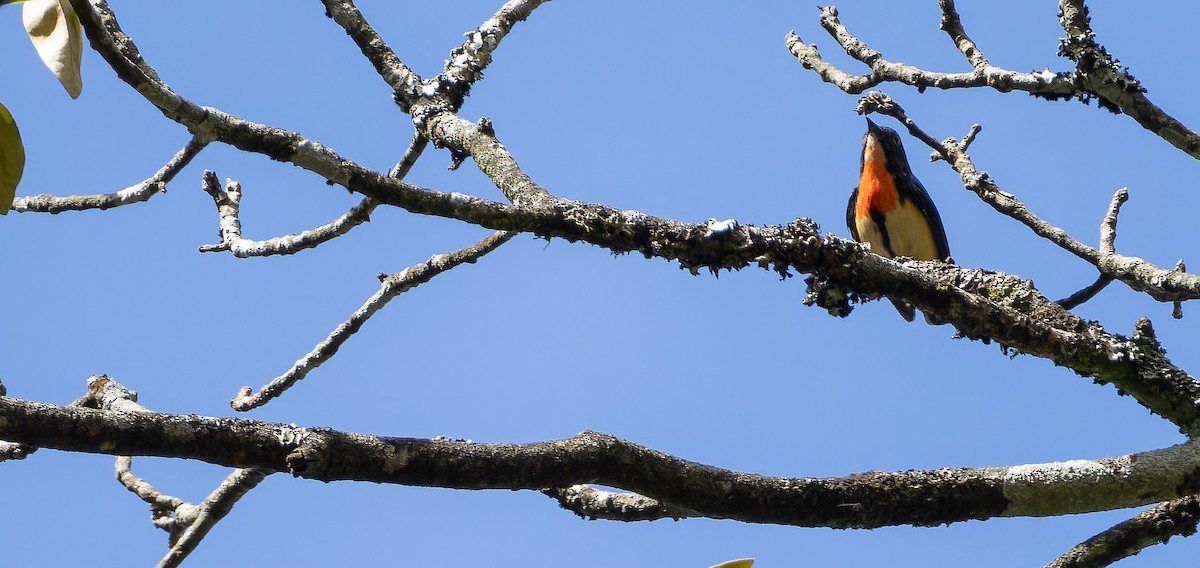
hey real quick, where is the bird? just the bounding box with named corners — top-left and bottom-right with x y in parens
top-left (846, 118), bottom-right (950, 321)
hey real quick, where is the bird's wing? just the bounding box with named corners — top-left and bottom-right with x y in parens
top-left (897, 173), bottom-right (950, 260)
top-left (846, 186), bottom-right (860, 240)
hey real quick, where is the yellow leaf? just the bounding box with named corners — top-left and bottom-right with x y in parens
top-left (0, 102), bottom-right (25, 214)
top-left (23, 0), bottom-right (84, 98)
top-left (708, 559), bottom-right (754, 568)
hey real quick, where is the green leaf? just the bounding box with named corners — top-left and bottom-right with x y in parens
top-left (22, 0), bottom-right (83, 98)
top-left (0, 102), bottom-right (25, 214)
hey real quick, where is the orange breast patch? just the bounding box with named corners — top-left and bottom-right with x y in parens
top-left (857, 155), bottom-right (899, 219)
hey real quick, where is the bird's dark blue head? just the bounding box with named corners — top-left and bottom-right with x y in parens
top-left (862, 117), bottom-right (912, 176)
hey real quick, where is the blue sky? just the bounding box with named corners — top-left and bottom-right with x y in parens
top-left (2, 1), bottom-right (1198, 566)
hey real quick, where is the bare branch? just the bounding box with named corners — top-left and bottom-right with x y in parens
top-left (1099, 187), bottom-right (1128, 256)
top-left (198, 173), bottom-right (379, 257)
top-left (1044, 495), bottom-right (1200, 568)
top-left (7, 393), bottom-right (1200, 529)
top-left (1056, 275), bottom-right (1113, 310)
top-left (319, 0), bottom-right (424, 107)
top-left (415, 113), bottom-right (552, 204)
top-left (1057, 0), bottom-right (1200, 159)
top-left (388, 132), bottom-right (429, 179)
top-left (72, 0), bottom-right (551, 220)
top-left (938, 0), bottom-right (987, 69)
top-left (320, 0), bottom-right (552, 205)
top-left (1055, 187), bottom-right (1128, 309)
top-left (199, 135), bottom-right (429, 257)
top-left (785, 6), bottom-right (1077, 96)
top-left (73, 376), bottom-right (270, 568)
top-left (321, 0), bottom-right (550, 111)
top-left (231, 230), bottom-right (515, 411)
top-left (786, 3), bottom-right (1200, 159)
top-left (80, 379), bottom-right (198, 547)
top-left (440, 0), bottom-right (553, 91)
top-left (115, 457), bottom-right (194, 540)
top-left (156, 468), bottom-right (269, 568)
top-left (13, 136), bottom-right (206, 213)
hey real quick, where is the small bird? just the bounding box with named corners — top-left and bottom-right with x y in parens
top-left (847, 118), bottom-right (950, 321)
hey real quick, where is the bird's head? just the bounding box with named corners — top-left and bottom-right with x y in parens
top-left (861, 118), bottom-right (910, 174)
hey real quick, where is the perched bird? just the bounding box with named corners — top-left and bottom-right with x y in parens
top-left (847, 118), bottom-right (950, 321)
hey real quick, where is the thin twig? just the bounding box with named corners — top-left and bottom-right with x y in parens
top-left (1056, 274), bottom-right (1113, 310)
top-left (786, 2), bottom-right (1200, 159)
top-left (406, 0), bottom-right (554, 203)
top-left (156, 468), bottom-right (270, 568)
top-left (319, 0), bottom-right (424, 107)
top-left (785, 6), bottom-right (1077, 96)
top-left (80, 378), bottom-right (198, 544)
top-left (13, 136), bottom-right (206, 213)
top-left (938, 0), bottom-right (987, 69)
top-left (231, 230), bottom-right (515, 410)
top-left (115, 456), bottom-right (194, 541)
top-left (440, 0), bottom-right (553, 90)
top-left (197, 134), bottom-right (430, 257)
top-left (1056, 187), bottom-right (1129, 308)
top-left (1043, 495), bottom-right (1200, 568)
top-left (389, 132), bottom-right (429, 179)
top-left (72, 0), bottom-right (548, 222)
top-left (198, 174), bottom-right (374, 257)
top-left (1099, 187), bottom-right (1128, 256)
top-left (72, 376), bottom-right (270, 568)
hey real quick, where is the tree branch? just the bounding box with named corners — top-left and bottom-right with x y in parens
top-left (155, 467), bottom-right (269, 568)
top-left (1057, 0), bottom-right (1200, 158)
top-left (197, 173), bottom-right (378, 257)
top-left (785, 6), bottom-right (1077, 96)
top-left (321, 0), bottom-right (552, 205)
top-left (319, 0), bottom-right (424, 108)
top-left (6, 392), bottom-right (1200, 529)
top-left (13, 136), bottom-right (206, 213)
top-left (937, 0), bottom-right (987, 69)
top-left (199, 133), bottom-right (429, 257)
top-left (72, 376), bottom-right (270, 568)
top-left (438, 0), bottom-right (551, 98)
top-left (786, 3), bottom-right (1200, 159)
top-left (1044, 495), bottom-right (1200, 568)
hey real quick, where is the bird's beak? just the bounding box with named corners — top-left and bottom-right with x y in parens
top-left (865, 117), bottom-right (880, 135)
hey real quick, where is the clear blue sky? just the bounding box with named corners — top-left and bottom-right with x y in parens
top-left (2, 1), bottom-right (1198, 566)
